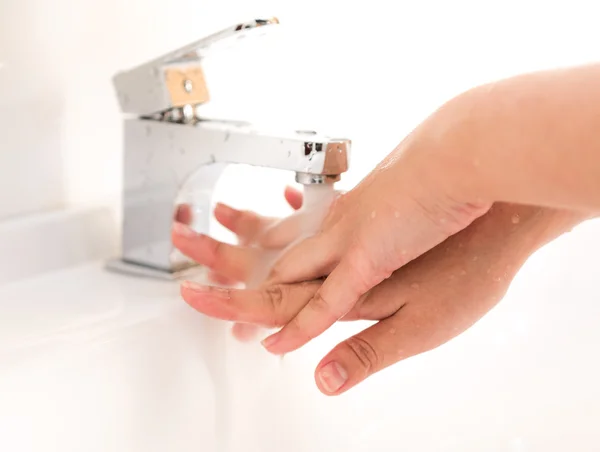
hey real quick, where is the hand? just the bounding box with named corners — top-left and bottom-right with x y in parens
top-left (180, 203), bottom-right (584, 395)
top-left (172, 186), bottom-right (305, 341)
top-left (251, 111), bottom-right (493, 355)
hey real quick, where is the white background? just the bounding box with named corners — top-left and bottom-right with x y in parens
top-left (1, 0), bottom-right (598, 225)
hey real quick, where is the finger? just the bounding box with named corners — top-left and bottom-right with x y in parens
top-left (207, 270), bottom-right (238, 286)
top-left (231, 323), bottom-right (262, 342)
top-left (265, 230), bottom-right (341, 284)
top-left (174, 204), bottom-right (193, 225)
top-left (313, 288), bottom-right (497, 396)
top-left (213, 203), bottom-right (274, 245)
top-left (313, 203), bottom-right (579, 396)
top-left (172, 223), bottom-right (260, 281)
top-left (262, 250), bottom-right (389, 354)
top-left (254, 214), bottom-right (304, 250)
top-left (213, 187), bottom-right (303, 245)
top-left (284, 186), bottom-right (303, 210)
top-left (180, 280), bottom-right (320, 327)
top-left (314, 317), bottom-right (397, 395)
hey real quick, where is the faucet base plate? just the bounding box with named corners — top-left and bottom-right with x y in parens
top-left (105, 258), bottom-right (207, 282)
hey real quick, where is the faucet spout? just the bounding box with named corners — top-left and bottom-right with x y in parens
top-left (109, 117), bottom-right (350, 277)
top-left (189, 119), bottom-right (349, 179)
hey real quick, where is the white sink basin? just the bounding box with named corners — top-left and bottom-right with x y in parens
top-left (0, 263), bottom-right (358, 452)
top-left (1, 218), bottom-right (600, 451)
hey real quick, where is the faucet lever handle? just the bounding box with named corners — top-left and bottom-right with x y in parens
top-left (113, 17), bottom-right (280, 116)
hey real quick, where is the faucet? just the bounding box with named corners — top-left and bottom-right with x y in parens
top-left (107, 17), bottom-right (351, 279)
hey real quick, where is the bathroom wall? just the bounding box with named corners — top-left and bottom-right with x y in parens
top-left (1, 0), bottom-right (598, 223)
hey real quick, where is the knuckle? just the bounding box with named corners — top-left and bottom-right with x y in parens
top-left (411, 193), bottom-right (485, 236)
top-left (263, 285), bottom-right (284, 308)
top-left (209, 239), bottom-right (226, 268)
top-left (266, 262), bottom-right (284, 284)
top-left (261, 285), bottom-right (285, 326)
top-left (310, 291), bottom-right (342, 321)
top-left (346, 248), bottom-right (387, 292)
top-left (352, 293), bottom-right (374, 320)
top-left (343, 336), bottom-right (381, 372)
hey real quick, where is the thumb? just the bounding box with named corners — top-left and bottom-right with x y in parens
top-left (261, 249), bottom-right (390, 354)
top-left (313, 317), bottom-right (399, 396)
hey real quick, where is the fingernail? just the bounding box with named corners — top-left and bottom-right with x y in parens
top-left (214, 203), bottom-right (235, 220)
top-left (261, 333), bottom-right (280, 351)
top-left (172, 222), bottom-right (197, 238)
top-left (317, 361), bottom-right (348, 394)
top-left (181, 280), bottom-right (210, 291)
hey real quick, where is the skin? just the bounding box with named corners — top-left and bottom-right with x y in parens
top-left (173, 62), bottom-right (600, 395)
top-left (176, 198), bottom-right (586, 395)
top-left (257, 63), bottom-right (600, 356)
top-left (173, 186), bottom-right (303, 342)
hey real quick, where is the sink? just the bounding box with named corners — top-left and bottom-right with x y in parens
top-left (0, 262), bottom-right (358, 452)
top-left (1, 217), bottom-right (600, 451)
top-left (0, 264), bottom-right (218, 452)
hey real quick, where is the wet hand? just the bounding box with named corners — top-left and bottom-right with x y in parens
top-left (172, 186), bottom-right (305, 341)
top-left (254, 117), bottom-right (494, 354)
top-left (180, 203), bottom-right (583, 395)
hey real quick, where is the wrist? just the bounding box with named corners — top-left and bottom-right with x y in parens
top-left (406, 86), bottom-right (492, 209)
top-left (480, 204), bottom-right (587, 266)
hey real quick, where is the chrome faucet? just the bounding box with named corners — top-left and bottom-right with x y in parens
top-left (107, 18), bottom-right (351, 279)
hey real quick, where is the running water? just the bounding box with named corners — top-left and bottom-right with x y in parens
top-left (246, 183), bottom-right (338, 289)
top-left (216, 183), bottom-right (338, 452)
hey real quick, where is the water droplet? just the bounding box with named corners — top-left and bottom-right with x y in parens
top-left (389, 328), bottom-right (396, 335)
top-left (458, 242), bottom-right (464, 248)
top-left (439, 217), bottom-right (447, 224)
top-left (371, 211), bottom-right (376, 219)
top-left (473, 159), bottom-right (481, 167)
top-left (401, 250), bottom-right (408, 256)
top-left (338, 149), bottom-right (342, 153)
top-left (486, 268), bottom-right (491, 274)
top-left (460, 269), bottom-right (467, 276)
top-left (511, 214), bottom-right (520, 224)
top-left (472, 256), bottom-right (478, 261)
top-left (394, 211), bottom-right (400, 218)
top-left (410, 283), bottom-right (420, 290)
top-left (449, 274), bottom-right (456, 281)
top-left (493, 276), bottom-right (501, 282)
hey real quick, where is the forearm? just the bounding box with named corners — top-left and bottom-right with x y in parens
top-left (445, 63), bottom-right (600, 213)
top-left (464, 204), bottom-right (588, 270)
